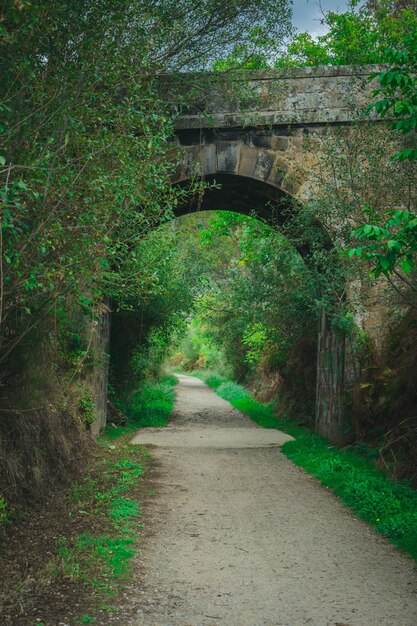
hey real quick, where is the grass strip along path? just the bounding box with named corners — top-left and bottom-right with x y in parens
top-left (199, 372), bottom-right (417, 563)
top-left (0, 433), bottom-right (151, 626)
top-left (0, 376), bottom-right (178, 626)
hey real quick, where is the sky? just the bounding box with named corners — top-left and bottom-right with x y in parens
top-left (292, 0), bottom-right (351, 37)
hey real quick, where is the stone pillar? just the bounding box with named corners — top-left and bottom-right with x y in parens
top-left (315, 309), bottom-right (346, 444)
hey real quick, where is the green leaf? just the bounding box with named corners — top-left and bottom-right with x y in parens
top-left (387, 240), bottom-right (401, 252)
top-left (401, 257), bottom-right (414, 274)
top-left (379, 256), bottom-right (391, 271)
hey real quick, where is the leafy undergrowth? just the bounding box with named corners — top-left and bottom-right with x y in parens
top-left (200, 372), bottom-right (417, 563)
top-left (0, 430), bottom-right (152, 626)
top-left (122, 374), bottom-right (178, 427)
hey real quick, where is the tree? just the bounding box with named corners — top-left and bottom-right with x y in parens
top-left (0, 0), bottom-right (292, 374)
top-left (169, 211), bottom-right (319, 419)
top-left (366, 0), bottom-right (417, 17)
top-left (348, 36), bottom-right (417, 292)
top-left (275, 1), bottom-right (417, 66)
top-left (0, 0), bottom-right (293, 500)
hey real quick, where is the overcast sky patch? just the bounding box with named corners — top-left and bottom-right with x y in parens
top-left (292, 0), bottom-right (351, 37)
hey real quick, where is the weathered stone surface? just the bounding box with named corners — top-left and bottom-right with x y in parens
top-left (216, 142), bottom-right (240, 173)
top-left (282, 176), bottom-right (302, 197)
top-left (270, 136), bottom-right (289, 151)
top-left (91, 302), bottom-right (111, 437)
top-left (251, 134), bottom-right (290, 151)
top-left (184, 145), bottom-right (200, 178)
top-left (172, 161), bottom-right (186, 183)
top-left (238, 145), bottom-right (258, 178)
top-left (198, 145), bottom-right (216, 177)
top-left (254, 149), bottom-right (276, 182)
top-left (171, 65), bottom-right (385, 130)
top-left (268, 157), bottom-right (288, 187)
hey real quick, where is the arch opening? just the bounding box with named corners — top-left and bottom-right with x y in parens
top-left (174, 174), bottom-right (289, 221)
top-left (172, 173), bottom-right (346, 443)
top-left (105, 172), bottom-right (347, 445)
top-left (173, 173), bottom-right (334, 259)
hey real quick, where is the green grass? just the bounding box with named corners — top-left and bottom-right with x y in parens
top-left (123, 374), bottom-right (178, 428)
top-left (50, 443), bottom-right (151, 619)
top-left (76, 615), bottom-right (96, 624)
top-left (67, 373), bottom-right (177, 605)
top-left (203, 373), bottom-right (226, 391)
top-left (55, 373), bottom-right (179, 618)
top-left (99, 374), bottom-right (178, 445)
top-left (98, 423), bottom-right (138, 443)
top-left (202, 373), bottom-right (417, 562)
top-left (50, 374), bottom-right (179, 618)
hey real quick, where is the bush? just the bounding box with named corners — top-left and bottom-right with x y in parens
top-left (216, 381), bottom-right (250, 402)
top-left (201, 373), bottom-right (226, 390)
top-left (124, 376), bottom-right (178, 428)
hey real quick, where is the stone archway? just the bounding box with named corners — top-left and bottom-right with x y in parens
top-left (171, 156), bottom-right (346, 444)
top-left (172, 139), bottom-right (312, 202)
top-left (93, 145), bottom-right (346, 444)
top-left (93, 66), bottom-right (384, 443)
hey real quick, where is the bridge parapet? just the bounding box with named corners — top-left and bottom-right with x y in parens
top-left (167, 65), bottom-right (386, 130)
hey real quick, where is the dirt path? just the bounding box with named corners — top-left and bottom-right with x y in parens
top-left (119, 374), bottom-right (417, 626)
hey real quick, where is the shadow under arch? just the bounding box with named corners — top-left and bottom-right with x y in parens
top-left (173, 173), bottom-right (334, 260)
top-left (172, 172), bottom-right (345, 444)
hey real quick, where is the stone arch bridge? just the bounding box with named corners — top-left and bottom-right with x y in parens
top-left (94, 65), bottom-right (385, 443)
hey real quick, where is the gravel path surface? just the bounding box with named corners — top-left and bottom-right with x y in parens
top-left (116, 374), bottom-right (417, 626)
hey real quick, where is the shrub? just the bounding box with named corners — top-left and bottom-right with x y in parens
top-left (78, 388), bottom-right (97, 426)
top-left (216, 381), bottom-right (251, 401)
top-left (203, 374), bottom-right (226, 390)
top-left (124, 376), bottom-right (177, 427)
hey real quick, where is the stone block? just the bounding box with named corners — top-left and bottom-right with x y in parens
top-left (238, 145), bottom-right (257, 178)
top-left (268, 157), bottom-right (288, 188)
top-left (199, 144), bottom-right (216, 176)
top-left (270, 136), bottom-right (289, 151)
top-left (254, 149), bottom-right (276, 182)
top-left (252, 134), bottom-right (274, 149)
top-left (184, 146), bottom-right (201, 178)
top-left (216, 142), bottom-right (240, 173)
top-left (174, 66), bottom-right (380, 129)
top-left (281, 175), bottom-right (302, 198)
top-left (171, 162), bottom-right (186, 183)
